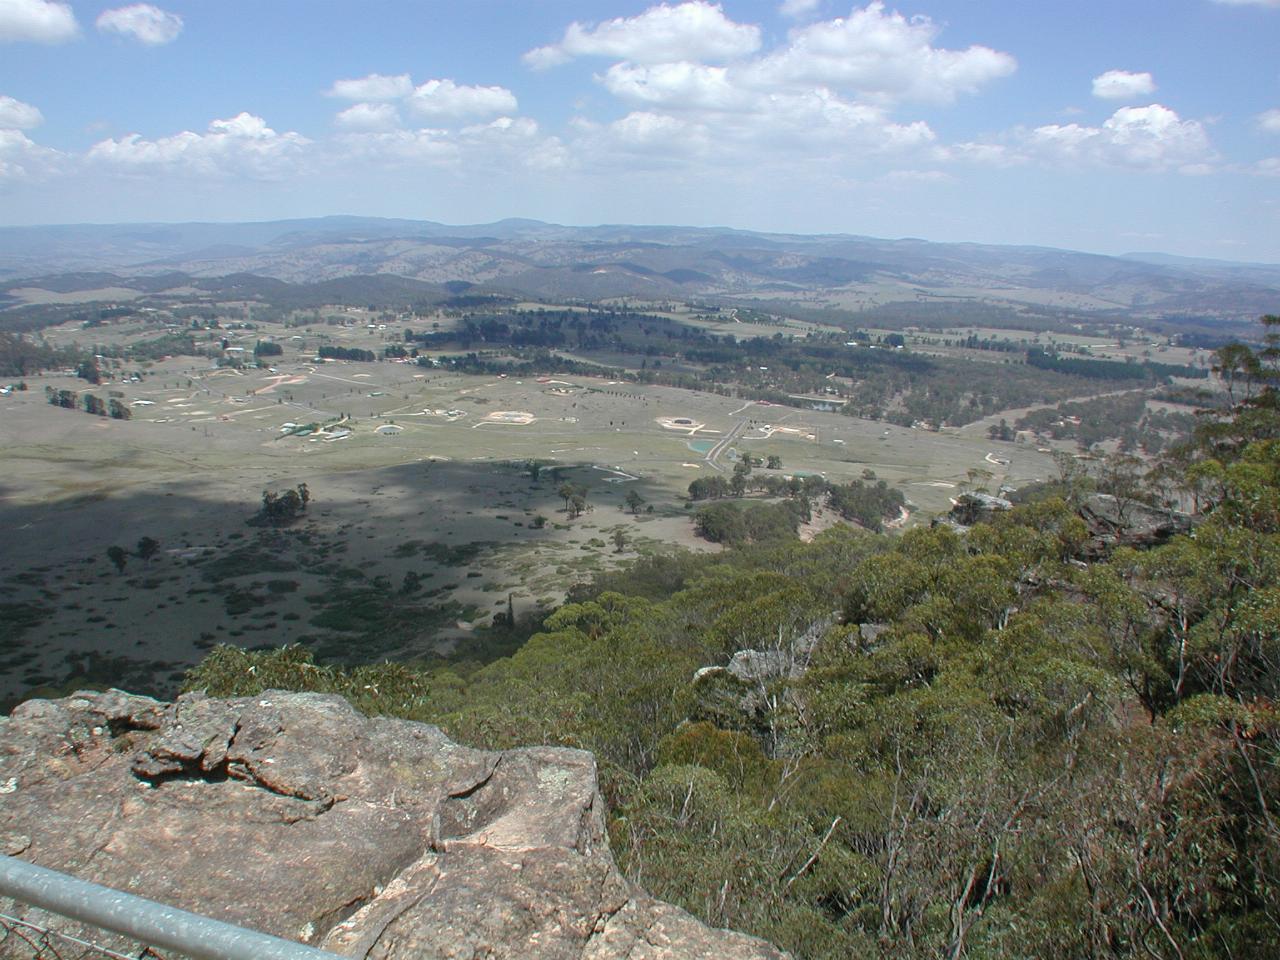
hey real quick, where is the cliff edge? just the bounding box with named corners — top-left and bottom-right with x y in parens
top-left (0, 689), bottom-right (787, 959)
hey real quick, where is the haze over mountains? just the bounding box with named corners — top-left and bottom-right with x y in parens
top-left (2, 216), bottom-right (1278, 321)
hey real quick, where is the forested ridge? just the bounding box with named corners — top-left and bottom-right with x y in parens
top-left (186, 319), bottom-right (1280, 959)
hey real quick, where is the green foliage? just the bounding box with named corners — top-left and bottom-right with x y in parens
top-left (0, 602), bottom-right (51, 646)
top-left (106, 545), bottom-right (128, 573)
top-left (253, 484), bottom-right (310, 526)
top-left (180, 317), bottom-right (1280, 960)
top-left (826, 477), bottom-right (905, 531)
top-left (317, 345), bottom-right (375, 361)
top-left (183, 644), bottom-right (429, 718)
top-left (135, 536), bottom-right (160, 562)
top-left (0, 331), bottom-right (81, 376)
top-left (1027, 346), bottom-right (1206, 382)
top-left (694, 500), bottom-right (806, 546)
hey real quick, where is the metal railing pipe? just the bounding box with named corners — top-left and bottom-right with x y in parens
top-left (0, 855), bottom-right (345, 960)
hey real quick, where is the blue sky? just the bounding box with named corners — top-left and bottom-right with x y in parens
top-left (2, 1), bottom-right (1279, 261)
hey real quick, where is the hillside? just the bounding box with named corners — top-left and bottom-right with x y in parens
top-left (168, 323), bottom-right (1280, 959)
top-left (2, 218), bottom-right (1278, 323)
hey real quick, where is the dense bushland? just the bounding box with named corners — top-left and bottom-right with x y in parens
top-left (186, 320), bottom-right (1280, 959)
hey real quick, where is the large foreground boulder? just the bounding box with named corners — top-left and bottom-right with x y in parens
top-left (0, 690), bottom-right (786, 959)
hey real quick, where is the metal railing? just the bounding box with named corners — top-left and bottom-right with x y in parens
top-left (0, 856), bottom-right (345, 960)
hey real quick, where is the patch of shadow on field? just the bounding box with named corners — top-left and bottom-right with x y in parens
top-left (0, 458), bottom-right (600, 709)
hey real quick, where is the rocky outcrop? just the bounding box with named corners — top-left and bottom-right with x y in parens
top-left (935, 492), bottom-right (1194, 559)
top-left (0, 690), bottom-right (786, 959)
top-left (944, 493), bottom-right (1013, 528)
top-left (691, 616), bottom-right (839, 732)
top-left (1078, 493), bottom-right (1194, 557)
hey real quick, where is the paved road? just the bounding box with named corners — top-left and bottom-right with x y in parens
top-left (704, 417), bottom-right (749, 471)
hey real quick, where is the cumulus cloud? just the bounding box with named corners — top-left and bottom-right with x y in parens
top-left (333, 128), bottom-right (459, 167)
top-left (1027, 104), bottom-right (1214, 172)
top-left (606, 111), bottom-right (706, 154)
top-left (580, 87), bottom-right (934, 169)
top-left (0, 94), bottom-right (43, 129)
top-left (327, 73), bottom-right (413, 102)
top-left (524, 1), bottom-right (762, 68)
top-left (0, 128), bottom-right (62, 179)
top-left (96, 4), bottom-right (181, 45)
top-left (335, 115), bottom-right (566, 173)
top-left (752, 3), bottom-right (1016, 104)
top-left (1258, 108), bottom-right (1280, 133)
top-left (779, 0), bottom-right (822, 18)
top-left (334, 102), bottom-right (400, 132)
top-left (537, 2), bottom-right (1015, 178)
top-left (937, 141), bottom-right (1022, 167)
top-left (325, 74), bottom-right (517, 127)
top-left (87, 112), bottom-right (310, 178)
top-left (0, 90), bottom-right (56, 181)
top-left (1091, 69), bottom-right (1156, 100)
top-left (407, 79), bottom-right (518, 120)
top-left (0, 0), bottom-right (77, 43)
top-left (601, 62), bottom-right (749, 112)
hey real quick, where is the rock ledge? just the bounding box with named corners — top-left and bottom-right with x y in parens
top-left (0, 690), bottom-right (786, 959)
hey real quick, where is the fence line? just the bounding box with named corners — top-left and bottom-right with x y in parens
top-left (0, 856), bottom-right (344, 960)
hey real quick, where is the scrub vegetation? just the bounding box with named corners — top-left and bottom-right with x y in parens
top-left (186, 320), bottom-right (1280, 958)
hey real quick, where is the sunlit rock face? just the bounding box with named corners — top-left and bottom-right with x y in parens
top-left (0, 689), bottom-right (788, 959)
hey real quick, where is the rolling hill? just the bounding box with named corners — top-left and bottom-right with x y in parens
top-left (2, 217), bottom-right (1277, 324)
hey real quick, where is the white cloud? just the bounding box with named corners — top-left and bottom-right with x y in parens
top-left (334, 102), bottom-right (400, 132)
top-left (1091, 69), bottom-right (1156, 100)
top-left (96, 4), bottom-right (181, 45)
top-left (538, 2), bottom-right (1013, 179)
top-left (87, 112), bottom-right (310, 179)
top-left (335, 115), bottom-right (566, 173)
top-left (0, 128), bottom-right (62, 179)
top-left (0, 89), bottom-right (58, 181)
top-left (0, 0), bottom-right (77, 43)
top-left (326, 74), bottom-right (517, 126)
top-left (601, 62), bottom-right (750, 111)
top-left (563, 0), bottom-right (1013, 172)
top-left (326, 73), bottom-right (413, 102)
top-left (1258, 108), bottom-right (1280, 133)
top-left (334, 128), bottom-right (460, 167)
top-left (0, 94), bottom-right (43, 129)
top-left (407, 79), bottom-right (517, 120)
top-left (938, 141), bottom-right (1023, 167)
top-left (751, 2), bottom-right (1016, 104)
top-left (524, 1), bottom-right (762, 68)
top-left (607, 111), bottom-right (705, 153)
top-left (580, 88), bottom-right (934, 169)
top-left (879, 168), bottom-right (955, 185)
top-left (1028, 104), bottom-right (1214, 172)
top-left (758, 90), bottom-right (936, 150)
top-left (779, 0), bottom-right (822, 18)
top-left (460, 115), bottom-right (541, 142)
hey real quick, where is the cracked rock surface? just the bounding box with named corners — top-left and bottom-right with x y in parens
top-left (0, 690), bottom-right (786, 959)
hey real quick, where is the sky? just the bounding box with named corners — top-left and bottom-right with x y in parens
top-left (2, 0), bottom-right (1280, 262)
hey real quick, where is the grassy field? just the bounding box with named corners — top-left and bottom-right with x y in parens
top-left (0, 313), bottom-right (1061, 705)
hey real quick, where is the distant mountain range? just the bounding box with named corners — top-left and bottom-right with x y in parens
top-left (2, 216), bottom-right (1277, 322)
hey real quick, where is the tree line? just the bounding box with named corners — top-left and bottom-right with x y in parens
top-left (44, 386), bottom-right (130, 420)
